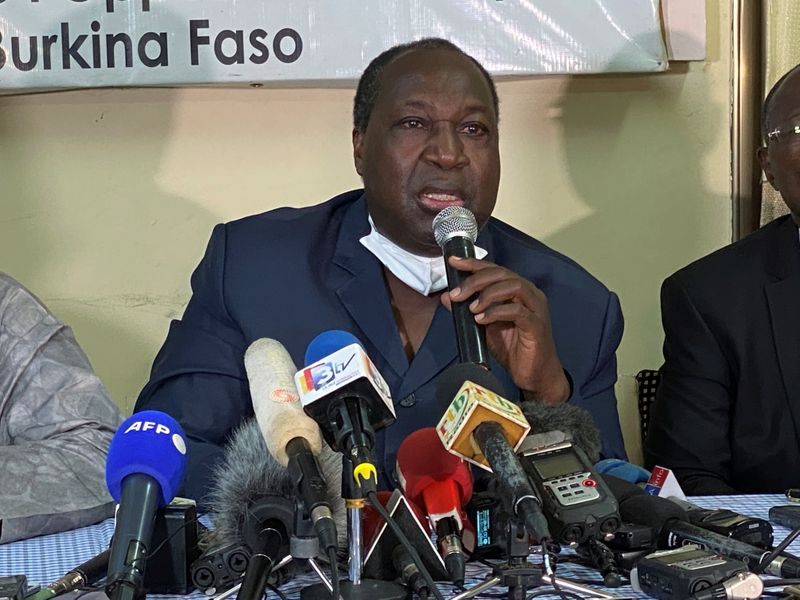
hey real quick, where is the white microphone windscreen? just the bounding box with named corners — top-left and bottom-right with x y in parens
top-left (245, 338), bottom-right (323, 465)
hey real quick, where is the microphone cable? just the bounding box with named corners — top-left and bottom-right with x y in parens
top-left (365, 490), bottom-right (445, 600)
top-left (327, 546), bottom-right (340, 600)
top-left (541, 543), bottom-right (577, 600)
top-left (149, 514), bottom-right (203, 559)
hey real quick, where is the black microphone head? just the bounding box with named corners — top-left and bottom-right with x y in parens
top-left (207, 418), bottom-right (346, 550)
top-left (432, 207), bottom-right (478, 248)
top-left (242, 495), bottom-right (294, 554)
top-left (601, 474), bottom-right (646, 505)
top-left (520, 400), bottom-right (603, 463)
top-left (436, 363), bottom-right (506, 410)
top-left (618, 493), bottom-right (688, 539)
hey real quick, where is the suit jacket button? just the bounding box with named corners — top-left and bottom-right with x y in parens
top-left (399, 393), bottom-right (417, 408)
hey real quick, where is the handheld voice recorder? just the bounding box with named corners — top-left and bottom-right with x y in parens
top-left (518, 436), bottom-right (620, 545)
top-left (631, 544), bottom-right (749, 600)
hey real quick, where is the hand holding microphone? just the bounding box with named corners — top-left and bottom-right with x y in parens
top-left (433, 207), bottom-right (569, 404)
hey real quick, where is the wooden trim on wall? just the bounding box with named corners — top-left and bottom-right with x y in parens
top-left (731, 0), bottom-right (764, 240)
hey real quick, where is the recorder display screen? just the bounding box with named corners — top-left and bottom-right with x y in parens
top-left (532, 452), bottom-right (584, 479)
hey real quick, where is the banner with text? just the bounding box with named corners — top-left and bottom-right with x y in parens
top-left (0, 0), bottom-right (667, 92)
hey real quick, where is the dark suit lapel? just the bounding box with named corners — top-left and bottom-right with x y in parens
top-left (397, 305), bottom-right (458, 399)
top-left (764, 217), bottom-right (800, 429)
top-left (329, 197), bottom-right (409, 379)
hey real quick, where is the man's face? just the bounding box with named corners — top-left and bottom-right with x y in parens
top-left (759, 71), bottom-right (800, 224)
top-left (353, 48), bottom-right (501, 256)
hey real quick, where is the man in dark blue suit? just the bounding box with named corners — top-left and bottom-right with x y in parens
top-left (136, 38), bottom-right (627, 505)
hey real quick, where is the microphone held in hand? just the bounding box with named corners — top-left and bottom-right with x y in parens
top-left (104, 410), bottom-right (188, 600)
top-left (432, 206), bottom-right (488, 366)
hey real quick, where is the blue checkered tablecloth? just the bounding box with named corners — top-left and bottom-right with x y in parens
top-left (1, 495), bottom-right (798, 600)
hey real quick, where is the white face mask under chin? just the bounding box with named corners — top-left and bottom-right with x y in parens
top-left (359, 217), bottom-right (487, 296)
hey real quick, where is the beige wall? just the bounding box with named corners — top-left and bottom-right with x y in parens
top-left (0, 1), bottom-right (731, 464)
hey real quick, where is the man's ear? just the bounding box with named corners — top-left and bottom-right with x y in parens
top-left (757, 146), bottom-right (778, 190)
top-left (353, 128), bottom-right (365, 177)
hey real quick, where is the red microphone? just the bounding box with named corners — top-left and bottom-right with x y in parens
top-left (396, 427), bottom-right (474, 586)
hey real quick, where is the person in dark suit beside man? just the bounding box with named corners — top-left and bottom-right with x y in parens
top-left (136, 38), bottom-right (627, 505)
top-left (645, 64), bottom-right (800, 495)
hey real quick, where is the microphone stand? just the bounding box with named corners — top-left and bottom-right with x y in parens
top-left (342, 456), bottom-right (365, 585)
top-left (450, 520), bottom-right (626, 600)
top-left (301, 457), bottom-right (406, 600)
top-left (292, 500), bottom-right (336, 592)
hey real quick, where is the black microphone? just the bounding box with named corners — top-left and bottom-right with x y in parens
top-left (206, 418), bottom-right (346, 552)
top-left (432, 206), bottom-right (488, 366)
top-left (104, 411), bottom-right (188, 600)
top-left (436, 363), bottom-right (550, 542)
top-left (33, 550), bottom-right (110, 600)
top-left (298, 330), bottom-right (395, 494)
top-left (206, 418), bottom-right (347, 600)
top-left (245, 338), bottom-right (339, 556)
top-left (601, 474), bottom-right (650, 507)
top-left (237, 495), bottom-right (294, 600)
top-left (667, 497), bottom-right (774, 549)
top-left (619, 493), bottom-right (800, 578)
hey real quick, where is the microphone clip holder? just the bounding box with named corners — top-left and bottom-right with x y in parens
top-left (575, 538), bottom-right (624, 588)
top-left (291, 500), bottom-right (336, 592)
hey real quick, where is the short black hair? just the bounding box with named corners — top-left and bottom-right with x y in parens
top-left (353, 38), bottom-right (499, 133)
top-left (761, 63), bottom-right (800, 144)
